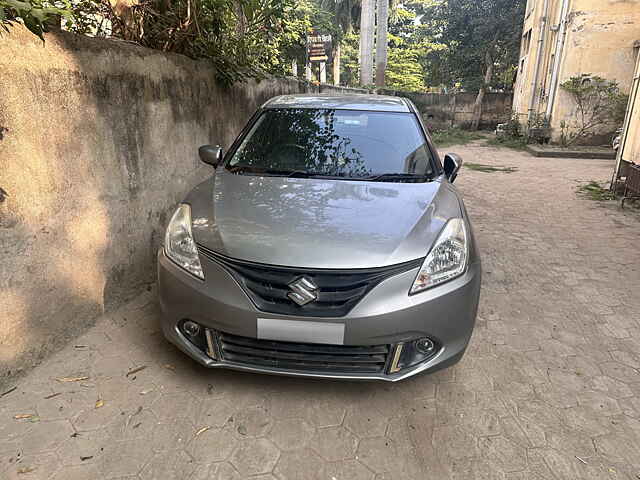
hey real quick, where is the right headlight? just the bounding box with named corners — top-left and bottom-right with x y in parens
top-left (410, 218), bottom-right (468, 294)
top-left (164, 204), bottom-right (204, 280)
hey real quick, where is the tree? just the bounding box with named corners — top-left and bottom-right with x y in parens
top-left (320, 0), bottom-right (361, 33)
top-left (386, 1), bottom-right (446, 91)
top-left (374, 0), bottom-right (388, 87)
top-left (424, 0), bottom-right (526, 128)
top-left (359, 0), bottom-right (375, 85)
top-left (560, 74), bottom-right (628, 146)
top-left (318, 0), bottom-right (362, 85)
top-left (385, 48), bottom-right (426, 91)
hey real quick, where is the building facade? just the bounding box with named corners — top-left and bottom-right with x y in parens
top-left (513, 0), bottom-right (640, 143)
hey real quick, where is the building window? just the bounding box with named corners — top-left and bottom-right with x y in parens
top-left (522, 29), bottom-right (532, 58)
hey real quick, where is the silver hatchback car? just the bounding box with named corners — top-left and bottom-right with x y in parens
top-left (158, 94), bottom-right (481, 381)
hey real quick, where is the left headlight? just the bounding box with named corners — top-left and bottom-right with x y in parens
top-left (164, 204), bottom-right (204, 280)
top-left (410, 218), bottom-right (468, 294)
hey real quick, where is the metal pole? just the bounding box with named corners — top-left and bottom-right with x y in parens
top-left (527, 0), bottom-right (550, 122)
top-left (546, 0), bottom-right (572, 119)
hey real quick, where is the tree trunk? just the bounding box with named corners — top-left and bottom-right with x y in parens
top-left (333, 42), bottom-right (341, 86)
top-left (374, 0), bottom-right (388, 88)
top-left (472, 50), bottom-right (493, 130)
top-left (359, 0), bottom-right (375, 86)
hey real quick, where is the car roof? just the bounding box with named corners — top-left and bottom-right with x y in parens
top-left (262, 94), bottom-right (412, 113)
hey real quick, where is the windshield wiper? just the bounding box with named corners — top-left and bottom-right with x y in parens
top-left (287, 170), bottom-right (313, 178)
top-left (228, 167), bottom-right (321, 178)
top-left (365, 173), bottom-right (433, 182)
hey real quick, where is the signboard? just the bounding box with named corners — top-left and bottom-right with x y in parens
top-left (307, 33), bottom-right (332, 63)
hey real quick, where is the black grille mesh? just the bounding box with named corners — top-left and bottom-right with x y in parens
top-left (218, 332), bottom-right (390, 374)
top-left (197, 245), bottom-right (422, 317)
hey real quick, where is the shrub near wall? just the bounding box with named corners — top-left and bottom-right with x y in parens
top-left (0, 26), bottom-right (316, 385)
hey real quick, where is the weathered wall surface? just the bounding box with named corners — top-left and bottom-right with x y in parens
top-left (513, 0), bottom-right (640, 143)
top-left (0, 27), bottom-right (367, 384)
top-left (379, 90), bottom-right (514, 130)
top-left (618, 48), bottom-right (640, 166)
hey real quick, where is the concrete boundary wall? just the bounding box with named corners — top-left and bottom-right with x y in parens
top-left (379, 89), bottom-right (514, 130)
top-left (0, 27), bottom-right (365, 385)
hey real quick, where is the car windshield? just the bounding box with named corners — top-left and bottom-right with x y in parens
top-left (226, 108), bottom-right (434, 182)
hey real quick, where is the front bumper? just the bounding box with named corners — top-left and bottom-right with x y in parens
top-left (157, 249), bottom-right (481, 382)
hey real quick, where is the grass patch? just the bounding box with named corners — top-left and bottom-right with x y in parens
top-left (485, 136), bottom-right (528, 150)
top-left (431, 128), bottom-right (485, 148)
top-left (465, 163), bottom-right (518, 174)
top-left (576, 181), bottom-right (616, 201)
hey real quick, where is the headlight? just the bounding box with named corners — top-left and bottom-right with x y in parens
top-left (164, 204), bottom-right (204, 279)
top-left (410, 218), bottom-right (468, 294)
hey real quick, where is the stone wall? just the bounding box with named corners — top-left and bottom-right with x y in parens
top-left (379, 90), bottom-right (514, 130)
top-left (0, 26), bottom-right (364, 385)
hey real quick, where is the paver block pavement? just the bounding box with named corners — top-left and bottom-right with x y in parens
top-left (3, 144), bottom-right (640, 479)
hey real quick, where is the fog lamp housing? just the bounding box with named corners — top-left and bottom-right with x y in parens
top-left (180, 320), bottom-right (206, 349)
top-left (183, 320), bottom-right (201, 338)
top-left (415, 338), bottom-right (435, 355)
top-left (389, 337), bottom-right (439, 373)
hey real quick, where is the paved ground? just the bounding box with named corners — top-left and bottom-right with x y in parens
top-left (2, 143), bottom-right (640, 480)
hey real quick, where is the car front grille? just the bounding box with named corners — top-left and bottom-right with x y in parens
top-left (197, 245), bottom-right (422, 317)
top-left (217, 332), bottom-right (391, 374)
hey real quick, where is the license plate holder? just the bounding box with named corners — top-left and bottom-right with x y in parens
top-left (257, 318), bottom-right (345, 345)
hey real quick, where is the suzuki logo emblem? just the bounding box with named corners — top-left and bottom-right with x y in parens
top-left (287, 277), bottom-right (319, 306)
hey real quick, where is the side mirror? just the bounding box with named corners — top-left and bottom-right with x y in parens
top-left (199, 145), bottom-right (222, 167)
top-left (443, 153), bottom-right (462, 183)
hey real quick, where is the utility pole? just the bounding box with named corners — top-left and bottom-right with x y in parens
top-left (375, 0), bottom-right (388, 88)
top-left (359, 0), bottom-right (375, 86)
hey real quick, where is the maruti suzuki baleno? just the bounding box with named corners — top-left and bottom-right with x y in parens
top-left (158, 94), bottom-right (481, 381)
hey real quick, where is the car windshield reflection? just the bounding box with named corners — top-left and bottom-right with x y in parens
top-left (226, 109), bottom-right (435, 182)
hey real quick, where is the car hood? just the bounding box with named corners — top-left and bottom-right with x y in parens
top-left (187, 170), bottom-right (462, 269)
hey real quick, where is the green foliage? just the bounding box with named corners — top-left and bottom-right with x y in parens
top-left (560, 74), bottom-right (629, 146)
top-left (465, 162), bottom-right (517, 173)
top-left (431, 128), bottom-right (483, 148)
top-left (421, 0), bottom-right (526, 91)
top-left (67, 0), bottom-right (320, 85)
top-left (1, 0), bottom-right (71, 39)
top-left (486, 136), bottom-right (528, 150)
top-left (318, 0), bottom-right (361, 34)
top-left (340, 31), bottom-right (361, 86)
top-left (339, 1), bottom-right (447, 90)
top-left (385, 48), bottom-right (426, 91)
top-left (576, 181), bottom-right (616, 201)
top-left (527, 113), bottom-right (550, 130)
top-left (385, 2), bottom-right (446, 91)
top-left (490, 113), bottom-right (527, 149)
top-left (502, 114), bottom-right (522, 138)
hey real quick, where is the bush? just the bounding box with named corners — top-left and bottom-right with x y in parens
top-left (491, 114), bottom-right (527, 149)
top-left (560, 74), bottom-right (628, 146)
top-left (0, 0), bottom-right (71, 39)
top-left (502, 114), bottom-right (522, 138)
